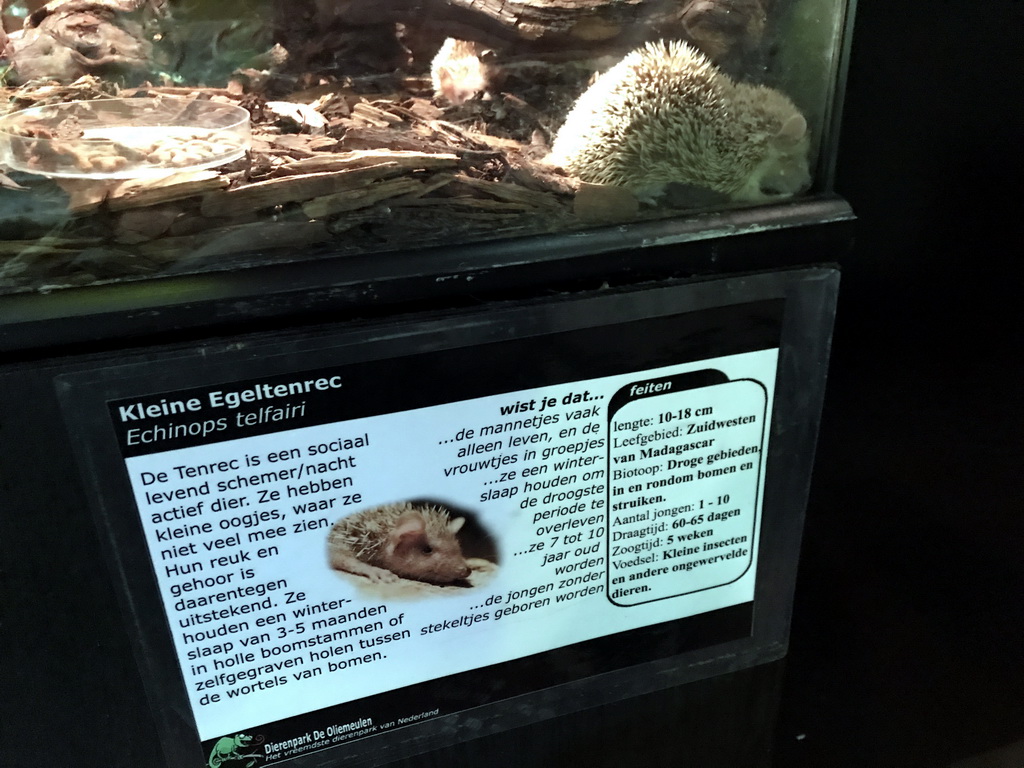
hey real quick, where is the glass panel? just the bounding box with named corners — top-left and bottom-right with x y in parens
top-left (0, 0), bottom-right (850, 294)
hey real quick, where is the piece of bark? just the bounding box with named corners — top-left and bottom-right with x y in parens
top-left (7, 0), bottom-right (159, 84)
top-left (418, 120), bottom-right (494, 151)
top-left (266, 101), bottom-right (330, 133)
top-left (106, 171), bottom-right (230, 211)
top-left (404, 195), bottom-right (535, 212)
top-left (504, 158), bottom-right (577, 197)
top-left (3, 74), bottom-right (119, 110)
top-left (351, 102), bottom-right (405, 127)
top-left (266, 135), bottom-right (333, 158)
top-left (393, 172), bottom-right (457, 199)
top-left (446, 173), bottom-right (561, 207)
top-left (121, 85), bottom-right (240, 99)
top-left (301, 176), bottom-right (428, 218)
top-left (335, 124), bottom-right (457, 154)
top-left (402, 98), bottom-right (445, 121)
top-left (200, 163), bottom-right (411, 217)
top-left (310, 0), bottom-right (767, 64)
top-left (275, 150), bottom-right (459, 176)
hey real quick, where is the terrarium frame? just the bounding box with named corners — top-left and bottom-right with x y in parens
top-left (0, 0), bottom-right (856, 351)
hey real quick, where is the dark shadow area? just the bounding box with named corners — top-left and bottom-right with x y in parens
top-left (773, 0), bottom-right (1024, 765)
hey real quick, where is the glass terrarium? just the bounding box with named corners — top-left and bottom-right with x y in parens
top-left (0, 0), bottom-right (853, 295)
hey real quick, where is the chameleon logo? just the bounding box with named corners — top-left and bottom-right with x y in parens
top-left (208, 733), bottom-right (263, 768)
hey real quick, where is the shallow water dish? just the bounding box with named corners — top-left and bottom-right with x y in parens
top-left (0, 97), bottom-right (250, 179)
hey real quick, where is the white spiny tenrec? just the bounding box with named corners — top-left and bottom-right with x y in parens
top-left (549, 40), bottom-right (811, 203)
top-left (430, 38), bottom-right (494, 105)
top-left (327, 502), bottom-right (471, 585)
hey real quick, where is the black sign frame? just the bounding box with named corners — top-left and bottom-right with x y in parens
top-left (56, 266), bottom-right (838, 768)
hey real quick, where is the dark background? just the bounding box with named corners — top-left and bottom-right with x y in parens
top-left (772, 0), bottom-right (1023, 765)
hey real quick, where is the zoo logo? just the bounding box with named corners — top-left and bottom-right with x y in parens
top-left (208, 733), bottom-right (264, 768)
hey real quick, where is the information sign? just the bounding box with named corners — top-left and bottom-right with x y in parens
top-left (58, 270), bottom-right (837, 767)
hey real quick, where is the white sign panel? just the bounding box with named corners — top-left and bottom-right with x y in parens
top-left (115, 348), bottom-right (774, 758)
